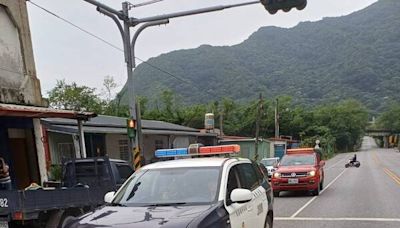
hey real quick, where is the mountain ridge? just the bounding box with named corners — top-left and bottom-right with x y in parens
top-left (120, 0), bottom-right (400, 113)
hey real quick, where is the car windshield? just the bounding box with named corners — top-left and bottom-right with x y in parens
top-left (280, 155), bottom-right (315, 166)
top-left (261, 159), bottom-right (277, 166)
top-left (112, 167), bottom-right (221, 206)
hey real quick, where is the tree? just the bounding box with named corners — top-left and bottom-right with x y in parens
top-left (102, 75), bottom-right (118, 103)
top-left (377, 103), bottom-right (400, 131)
top-left (48, 79), bottom-right (103, 113)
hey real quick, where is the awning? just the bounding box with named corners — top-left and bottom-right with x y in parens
top-left (0, 103), bottom-right (96, 120)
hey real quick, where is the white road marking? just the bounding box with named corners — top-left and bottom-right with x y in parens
top-left (325, 157), bottom-right (346, 170)
top-left (276, 217), bottom-right (400, 222)
top-left (290, 168), bottom-right (347, 218)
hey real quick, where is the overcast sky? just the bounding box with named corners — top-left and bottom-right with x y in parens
top-left (27, 0), bottom-right (377, 98)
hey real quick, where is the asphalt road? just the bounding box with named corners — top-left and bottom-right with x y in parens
top-left (273, 137), bottom-right (400, 228)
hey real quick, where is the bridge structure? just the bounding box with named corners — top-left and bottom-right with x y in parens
top-left (365, 129), bottom-right (399, 149)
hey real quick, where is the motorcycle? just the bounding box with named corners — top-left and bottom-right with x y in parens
top-left (345, 159), bottom-right (360, 168)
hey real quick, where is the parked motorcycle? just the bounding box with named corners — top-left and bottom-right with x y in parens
top-left (345, 159), bottom-right (360, 168)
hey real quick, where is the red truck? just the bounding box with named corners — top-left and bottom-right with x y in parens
top-left (271, 148), bottom-right (325, 197)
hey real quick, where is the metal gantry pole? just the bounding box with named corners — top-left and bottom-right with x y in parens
top-left (83, 0), bottom-right (260, 168)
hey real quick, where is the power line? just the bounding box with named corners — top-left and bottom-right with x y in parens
top-left (27, 0), bottom-right (191, 84)
top-left (28, 1), bottom-right (123, 52)
top-left (134, 56), bottom-right (191, 84)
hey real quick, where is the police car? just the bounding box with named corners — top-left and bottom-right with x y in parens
top-left (65, 145), bottom-right (274, 228)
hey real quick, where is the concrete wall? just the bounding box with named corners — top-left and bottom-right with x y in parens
top-left (105, 134), bottom-right (194, 164)
top-left (143, 134), bottom-right (169, 163)
top-left (105, 134), bottom-right (129, 160)
top-left (0, 0), bottom-right (44, 106)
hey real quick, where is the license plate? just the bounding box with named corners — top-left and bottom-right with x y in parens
top-left (0, 221), bottom-right (9, 228)
top-left (288, 178), bottom-right (299, 184)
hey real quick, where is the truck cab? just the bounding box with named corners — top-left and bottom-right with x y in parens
top-left (271, 148), bottom-right (325, 197)
top-left (62, 157), bottom-right (133, 189)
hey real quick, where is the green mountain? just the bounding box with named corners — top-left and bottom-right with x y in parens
top-left (121, 0), bottom-right (400, 113)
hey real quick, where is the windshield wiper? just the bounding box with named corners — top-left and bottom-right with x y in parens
top-left (144, 202), bottom-right (188, 207)
top-left (110, 202), bottom-right (127, 207)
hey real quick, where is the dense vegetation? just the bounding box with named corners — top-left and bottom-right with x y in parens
top-left (376, 103), bottom-right (400, 132)
top-left (118, 0), bottom-right (400, 114)
top-left (48, 80), bottom-right (369, 154)
top-left (48, 0), bottom-right (400, 154)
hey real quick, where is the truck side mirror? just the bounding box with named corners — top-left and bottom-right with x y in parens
top-left (104, 191), bottom-right (116, 203)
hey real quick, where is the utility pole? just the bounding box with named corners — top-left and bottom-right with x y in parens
top-left (275, 98), bottom-right (279, 139)
top-left (219, 104), bottom-right (224, 137)
top-left (254, 93), bottom-right (263, 161)
top-left (83, 0), bottom-right (260, 168)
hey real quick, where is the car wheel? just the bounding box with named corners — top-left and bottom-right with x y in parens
top-left (59, 215), bottom-right (76, 228)
top-left (265, 214), bottom-right (273, 228)
top-left (273, 191), bottom-right (280, 197)
top-left (345, 164), bottom-right (349, 168)
top-left (313, 184), bottom-right (320, 196)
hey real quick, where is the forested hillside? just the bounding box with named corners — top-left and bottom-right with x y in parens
top-left (120, 0), bottom-right (400, 113)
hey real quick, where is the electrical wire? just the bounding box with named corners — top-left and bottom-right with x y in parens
top-left (27, 0), bottom-right (191, 85)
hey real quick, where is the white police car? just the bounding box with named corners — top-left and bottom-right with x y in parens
top-left (65, 145), bottom-right (274, 228)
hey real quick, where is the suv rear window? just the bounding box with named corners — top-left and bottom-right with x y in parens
top-left (280, 154), bottom-right (315, 166)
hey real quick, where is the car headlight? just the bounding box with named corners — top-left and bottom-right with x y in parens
top-left (274, 172), bottom-right (281, 178)
top-left (308, 170), bottom-right (316, 177)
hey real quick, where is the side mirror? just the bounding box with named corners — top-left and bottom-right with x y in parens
top-left (319, 161), bottom-right (326, 167)
top-left (104, 191), bottom-right (116, 203)
top-left (230, 188), bottom-right (253, 204)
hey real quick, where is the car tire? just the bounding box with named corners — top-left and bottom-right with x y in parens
top-left (345, 164), bottom-right (349, 168)
top-left (59, 215), bottom-right (76, 228)
top-left (312, 184), bottom-right (320, 196)
top-left (273, 191), bottom-right (280, 197)
top-left (265, 214), bottom-right (273, 228)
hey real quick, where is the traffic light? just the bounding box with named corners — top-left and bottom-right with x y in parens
top-left (261, 0), bottom-right (307, 15)
top-left (126, 118), bottom-right (136, 138)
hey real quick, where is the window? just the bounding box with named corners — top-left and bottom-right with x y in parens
top-left (280, 154), bottom-right (315, 166)
top-left (226, 166), bottom-right (240, 205)
top-left (237, 163), bottom-right (259, 191)
top-left (116, 164), bottom-right (134, 184)
top-left (252, 163), bottom-right (263, 183)
top-left (155, 140), bottom-right (164, 150)
top-left (58, 143), bottom-right (75, 163)
top-left (112, 167), bottom-right (221, 206)
top-left (119, 140), bottom-right (129, 161)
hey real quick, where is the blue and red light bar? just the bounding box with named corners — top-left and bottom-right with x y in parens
top-left (155, 144), bottom-right (240, 158)
top-left (155, 148), bottom-right (188, 157)
top-left (199, 145), bottom-right (240, 154)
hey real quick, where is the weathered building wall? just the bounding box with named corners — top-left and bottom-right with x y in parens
top-left (0, 0), bottom-right (44, 106)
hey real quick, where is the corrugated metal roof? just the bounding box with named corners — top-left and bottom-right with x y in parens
top-left (42, 115), bottom-right (218, 137)
top-left (44, 124), bottom-right (216, 137)
top-left (0, 103), bottom-right (96, 120)
top-left (42, 115), bottom-right (198, 132)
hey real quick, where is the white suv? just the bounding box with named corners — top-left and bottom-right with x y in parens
top-left (66, 157), bottom-right (274, 228)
